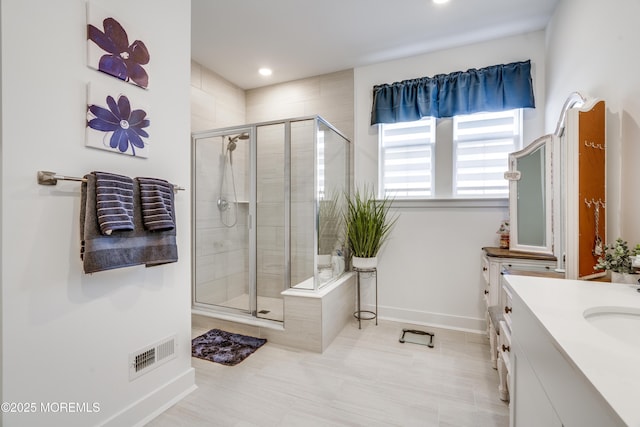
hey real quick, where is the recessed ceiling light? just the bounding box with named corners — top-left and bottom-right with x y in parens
top-left (432, 0), bottom-right (449, 4)
top-left (258, 68), bottom-right (272, 76)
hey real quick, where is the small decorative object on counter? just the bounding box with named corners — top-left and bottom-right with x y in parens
top-left (496, 220), bottom-right (510, 249)
top-left (594, 238), bottom-right (640, 283)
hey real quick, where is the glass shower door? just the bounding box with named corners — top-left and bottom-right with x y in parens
top-left (193, 130), bottom-right (252, 315)
top-left (255, 123), bottom-right (286, 321)
top-left (290, 119), bottom-right (316, 288)
top-left (192, 116), bottom-right (349, 320)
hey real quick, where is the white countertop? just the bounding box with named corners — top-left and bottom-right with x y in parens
top-left (504, 275), bottom-right (640, 427)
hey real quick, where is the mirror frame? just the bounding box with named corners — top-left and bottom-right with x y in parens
top-left (507, 134), bottom-right (554, 255)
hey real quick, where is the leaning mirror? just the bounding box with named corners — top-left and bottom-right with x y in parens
top-left (506, 134), bottom-right (553, 254)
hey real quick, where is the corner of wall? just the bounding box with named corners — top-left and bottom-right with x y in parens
top-left (101, 369), bottom-right (196, 427)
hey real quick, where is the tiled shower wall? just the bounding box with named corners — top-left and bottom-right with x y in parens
top-left (191, 60), bottom-right (246, 131)
top-left (191, 61), bottom-right (248, 306)
top-left (249, 119), bottom-right (318, 298)
top-left (246, 69), bottom-right (354, 142)
top-left (193, 135), bottom-right (250, 306)
top-left (247, 70), bottom-right (354, 293)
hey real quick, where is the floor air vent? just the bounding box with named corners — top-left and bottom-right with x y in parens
top-left (129, 335), bottom-right (176, 381)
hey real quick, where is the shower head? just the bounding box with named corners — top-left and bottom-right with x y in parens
top-left (226, 133), bottom-right (247, 165)
top-left (228, 133), bottom-right (249, 145)
top-left (227, 133), bottom-right (248, 152)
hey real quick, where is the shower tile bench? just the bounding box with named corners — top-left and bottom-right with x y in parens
top-left (193, 272), bottom-right (356, 353)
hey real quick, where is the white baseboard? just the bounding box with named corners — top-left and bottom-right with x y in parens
top-left (368, 304), bottom-right (486, 333)
top-left (100, 368), bottom-right (196, 427)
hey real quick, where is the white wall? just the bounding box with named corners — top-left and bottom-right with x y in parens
top-left (1, 1), bottom-right (194, 426)
top-left (545, 0), bottom-right (640, 244)
top-left (375, 205), bottom-right (506, 330)
top-left (353, 32), bottom-right (546, 331)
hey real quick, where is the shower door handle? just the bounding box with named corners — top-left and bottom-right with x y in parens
top-left (248, 213), bottom-right (252, 230)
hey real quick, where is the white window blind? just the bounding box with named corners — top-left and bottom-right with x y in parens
top-left (453, 110), bottom-right (522, 197)
top-left (379, 118), bottom-right (435, 197)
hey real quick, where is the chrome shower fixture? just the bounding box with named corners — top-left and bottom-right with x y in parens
top-left (227, 132), bottom-right (249, 151)
top-left (226, 133), bottom-right (248, 165)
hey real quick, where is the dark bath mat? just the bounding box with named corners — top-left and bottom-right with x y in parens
top-left (191, 328), bottom-right (267, 366)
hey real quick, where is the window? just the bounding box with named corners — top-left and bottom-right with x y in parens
top-left (453, 109), bottom-right (522, 197)
top-left (378, 118), bottom-right (436, 197)
top-left (379, 109), bottom-right (522, 199)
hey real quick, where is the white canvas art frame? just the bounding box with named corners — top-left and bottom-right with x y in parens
top-left (86, 81), bottom-right (151, 158)
top-left (87, 3), bottom-right (151, 89)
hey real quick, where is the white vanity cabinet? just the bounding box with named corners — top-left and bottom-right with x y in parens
top-left (505, 276), bottom-right (628, 427)
top-left (481, 247), bottom-right (557, 392)
top-left (510, 336), bottom-right (563, 427)
top-left (481, 247), bottom-right (556, 310)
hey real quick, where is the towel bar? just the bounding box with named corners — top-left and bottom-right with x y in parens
top-left (37, 170), bottom-right (185, 193)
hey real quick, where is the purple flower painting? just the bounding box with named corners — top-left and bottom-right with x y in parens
top-left (86, 83), bottom-right (150, 158)
top-left (86, 4), bottom-right (150, 89)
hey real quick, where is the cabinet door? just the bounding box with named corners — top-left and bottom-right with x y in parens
top-left (488, 260), bottom-right (501, 306)
top-left (481, 255), bottom-right (490, 306)
top-left (510, 345), bottom-right (563, 427)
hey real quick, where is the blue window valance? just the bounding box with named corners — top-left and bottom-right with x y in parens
top-left (370, 60), bottom-right (535, 125)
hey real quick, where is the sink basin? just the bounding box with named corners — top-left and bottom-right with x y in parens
top-left (584, 306), bottom-right (640, 347)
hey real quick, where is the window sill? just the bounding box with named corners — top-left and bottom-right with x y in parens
top-left (389, 198), bottom-right (508, 209)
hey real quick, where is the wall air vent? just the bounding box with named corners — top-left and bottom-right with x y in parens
top-left (129, 335), bottom-right (177, 381)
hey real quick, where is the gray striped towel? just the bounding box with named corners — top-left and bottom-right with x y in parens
top-left (80, 174), bottom-right (178, 273)
top-left (136, 177), bottom-right (175, 231)
top-left (94, 171), bottom-right (134, 235)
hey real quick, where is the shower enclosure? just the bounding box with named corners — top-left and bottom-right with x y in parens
top-left (192, 116), bottom-right (350, 322)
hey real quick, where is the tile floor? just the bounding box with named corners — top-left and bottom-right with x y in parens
top-left (148, 318), bottom-right (509, 427)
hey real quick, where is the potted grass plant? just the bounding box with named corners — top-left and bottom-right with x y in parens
top-left (344, 186), bottom-right (398, 269)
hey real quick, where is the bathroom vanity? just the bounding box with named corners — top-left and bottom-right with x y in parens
top-left (481, 246), bottom-right (557, 400)
top-left (504, 275), bottom-right (637, 427)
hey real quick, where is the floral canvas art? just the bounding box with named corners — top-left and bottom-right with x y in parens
top-left (87, 3), bottom-right (150, 89)
top-left (86, 82), bottom-right (150, 158)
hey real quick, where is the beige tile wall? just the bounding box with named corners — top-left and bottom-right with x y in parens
top-left (246, 69), bottom-right (354, 141)
top-left (247, 70), bottom-right (354, 292)
top-left (191, 60), bottom-right (246, 131)
top-left (191, 62), bottom-right (248, 307)
top-left (193, 135), bottom-right (249, 306)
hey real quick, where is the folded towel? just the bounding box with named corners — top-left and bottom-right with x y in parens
top-left (94, 171), bottom-right (134, 235)
top-left (136, 177), bottom-right (175, 232)
top-left (80, 174), bottom-right (178, 274)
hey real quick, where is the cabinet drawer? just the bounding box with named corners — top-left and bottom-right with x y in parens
top-left (481, 255), bottom-right (490, 283)
top-left (501, 260), bottom-right (556, 273)
top-left (499, 320), bottom-right (512, 375)
top-left (502, 284), bottom-right (513, 329)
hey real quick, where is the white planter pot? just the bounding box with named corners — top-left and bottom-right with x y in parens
top-left (352, 256), bottom-right (378, 270)
top-left (611, 271), bottom-right (640, 285)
